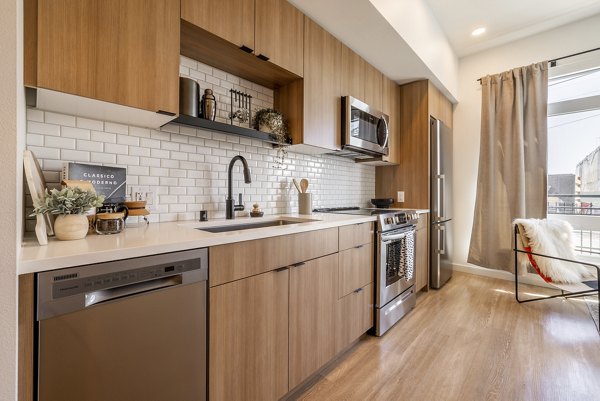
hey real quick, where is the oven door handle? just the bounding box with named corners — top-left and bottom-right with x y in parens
top-left (381, 229), bottom-right (414, 243)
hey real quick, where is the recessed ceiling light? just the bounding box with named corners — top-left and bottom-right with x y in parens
top-left (471, 27), bottom-right (486, 36)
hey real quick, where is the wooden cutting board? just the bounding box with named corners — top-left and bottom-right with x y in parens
top-left (23, 150), bottom-right (54, 245)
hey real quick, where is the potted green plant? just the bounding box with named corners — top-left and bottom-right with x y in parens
top-left (31, 187), bottom-right (105, 240)
top-left (253, 108), bottom-right (290, 168)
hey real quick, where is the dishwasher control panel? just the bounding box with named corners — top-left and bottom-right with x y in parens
top-left (52, 259), bottom-right (200, 299)
top-left (37, 248), bottom-right (208, 321)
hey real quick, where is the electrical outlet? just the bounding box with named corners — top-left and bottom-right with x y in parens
top-left (145, 187), bottom-right (158, 212)
top-left (397, 191), bottom-right (405, 203)
top-left (130, 186), bottom-right (149, 201)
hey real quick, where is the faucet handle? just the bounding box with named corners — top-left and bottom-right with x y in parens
top-left (234, 193), bottom-right (245, 211)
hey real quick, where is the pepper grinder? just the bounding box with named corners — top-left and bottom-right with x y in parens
top-left (201, 89), bottom-right (217, 121)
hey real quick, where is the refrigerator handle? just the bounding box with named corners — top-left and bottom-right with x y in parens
top-left (437, 173), bottom-right (445, 221)
top-left (437, 224), bottom-right (446, 255)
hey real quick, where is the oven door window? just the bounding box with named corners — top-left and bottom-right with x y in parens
top-left (384, 231), bottom-right (415, 286)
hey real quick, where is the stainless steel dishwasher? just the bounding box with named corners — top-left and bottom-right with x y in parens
top-left (36, 248), bottom-right (208, 401)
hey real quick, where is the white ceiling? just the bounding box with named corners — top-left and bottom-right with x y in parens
top-left (423, 0), bottom-right (600, 57)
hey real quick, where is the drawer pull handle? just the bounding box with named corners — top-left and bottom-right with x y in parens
top-left (355, 244), bottom-right (364, 249)
top-left (291, 262), bottom-right (306, 268)
top-left (275, 267), bottom-right (288, 272)
top-left (354, 287), bottom-right (364, 293)
top-left (257, 53), bottom-right (270, 61)
top-left (240, 45), bottom-right (254, 53)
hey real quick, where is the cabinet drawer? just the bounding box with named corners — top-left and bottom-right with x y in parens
top-left (209, 227), bottom-right (338, 286)
top-left (335, 283), bottom-right (373, 354)
top-left (338, 243), bottom-right (373, 298)
top-left (338, 222), bottom-right (373, 251)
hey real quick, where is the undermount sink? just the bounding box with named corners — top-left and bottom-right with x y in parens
top-left (196, 218), bottom-right (319, 233)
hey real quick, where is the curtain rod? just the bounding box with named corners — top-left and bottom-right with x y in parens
top-left (476, 46), bottom-right (600, 83)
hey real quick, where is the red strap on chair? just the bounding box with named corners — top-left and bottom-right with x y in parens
top-left (524, 246), bottom-right (554, 283)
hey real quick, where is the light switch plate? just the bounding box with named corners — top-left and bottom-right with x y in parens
top-left (397, 191), bottom-right (405, 203)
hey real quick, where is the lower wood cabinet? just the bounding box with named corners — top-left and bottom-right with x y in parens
top-left (289, 253), bottom-right (338, 388)
top-left (209, 227), bottom-right (374, 400)
top-left (209, 269), bottom-right (289, 401)
top-left (415, 213), bottom-right (429, 292)
top-left (336, 283), bottom-right (374, 353)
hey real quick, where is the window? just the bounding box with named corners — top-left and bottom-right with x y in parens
top-left (547, 54), bottom-right (600, 255)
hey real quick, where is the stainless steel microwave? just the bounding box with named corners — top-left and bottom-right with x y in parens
top-left (342, 96), bottom-right (389, 156)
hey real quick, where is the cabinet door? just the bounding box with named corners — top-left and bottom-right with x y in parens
top-left (382, 76), bottom-right (400, 164)
top-left (415, 214), bottom-right (429, 292)
top-left (181, 0), bottom-right (254, 50)
top-left (303, 17), bottom-right (342, 150)
top-left (341, 45), bottom-right (365, 101)
top-left (364, 62), bottom-right (383, 111)
top-left (336, 283), bottom-right (374, 353)
top-left (210, 270), bottom-right (289, 401)
top-left (255, 0), bottom-right (304, 77)
top-left (339, 243), bottom-right (373, 298)
top-left (289, 253), bottom-right (338, 389)
top-left (37, 0), bottom-right (179, 115)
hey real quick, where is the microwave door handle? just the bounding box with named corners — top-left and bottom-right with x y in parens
top-left (381, 117), bottom-right (389, 148)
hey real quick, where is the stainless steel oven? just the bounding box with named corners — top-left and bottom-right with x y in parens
top-left (375, 223), bottom-right (417, 336)
top-left (342, 96), bottom-right (389, 156)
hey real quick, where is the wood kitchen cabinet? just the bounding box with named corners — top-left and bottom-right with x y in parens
top-left (341, 44), bottom-right (365, 101)
top-left (182, 0), bottom-right (303, 77)
top-left (181, 0), bottom-right (255, 51)
top-left (276, 16), bottom-right (342, 152)
top-left (209, 269), bottom-right (289, 401)
top-left (289, 253), bottom-right (338, 388)
top-left (415, 212), bottom-right (430, 292)
top-left (382, 76), bottom-right (401, 165)
top-left (255, 0), bottom-right (304, 76)
top-left (364, 62), bottom-right (383, 111)
top-left (35, 0), bottom-right (179, 116)
top-left (336, 283), bottom-right (374, 353)
top-left (338, 243), bottom-right (373, 298)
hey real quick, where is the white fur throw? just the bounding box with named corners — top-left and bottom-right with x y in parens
top-left (513, 218), bottom-right (591, 283)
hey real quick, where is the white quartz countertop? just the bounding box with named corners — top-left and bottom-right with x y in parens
top-left (20, 213), bottom-right (376, 274)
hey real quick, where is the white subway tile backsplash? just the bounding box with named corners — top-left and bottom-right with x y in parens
top-left (25, 57), bottom-right (374, 227)
top-left (61, 149), bottom-right (90, 162)
top-left (76, 117), bottom-right (104, 131)
top-left (28, 121), bottom-right (60, 136)
top-left (45, 112), bottom-right (76, 127)
top-left (61, 126), bottom-right (91, 140)
top-left (91, 131), bottom-right (116, 143)
top-left (90, 152), bottom-right (116, 164)
top-left (45, 136), bottom-right (76, 149)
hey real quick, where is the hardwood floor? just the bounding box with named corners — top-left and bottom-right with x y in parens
top-left (295, 272), bottom-right (600, 401)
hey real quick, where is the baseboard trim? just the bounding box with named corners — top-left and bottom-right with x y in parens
top-left (453, 262), bottom-right (554, 288)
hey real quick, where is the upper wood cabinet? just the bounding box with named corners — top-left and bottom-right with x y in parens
top-left (181, 0), bottom-right (255, 50)
top-left (182, 0), bottom-right (303, 77)
top-left (382, 76), bottom-right (401, 165)
top-left (364, 62), bottom-right (383, 111)
top-left (276, 17), bottom-right (341, 152)
top-left (255, 0), bottom-right (304, 76)
top-left (341, 45), bottom-right (365, 101)
top-left (36, 0), bottom-right (179, 116)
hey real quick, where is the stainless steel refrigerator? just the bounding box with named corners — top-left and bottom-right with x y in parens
top-left (430, 117), bottom-right (453, 289)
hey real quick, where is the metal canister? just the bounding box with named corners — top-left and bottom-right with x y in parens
top-left (201, 89), bottom-right (217, 121)
top-left (179, 77), bottom-right (199, 117)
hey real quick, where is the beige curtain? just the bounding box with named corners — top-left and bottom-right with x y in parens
top-left (468, 62), bottom-right (549, 272)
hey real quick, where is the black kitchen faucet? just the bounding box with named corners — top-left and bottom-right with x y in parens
top-left (226, 155), bottom-right (252, 219)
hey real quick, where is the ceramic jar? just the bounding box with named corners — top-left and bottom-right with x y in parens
top-left (53, 214), bottom-right (89, 240)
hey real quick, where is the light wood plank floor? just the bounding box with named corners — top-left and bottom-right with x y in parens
top-left (295, 271), bottom-right (600, 401)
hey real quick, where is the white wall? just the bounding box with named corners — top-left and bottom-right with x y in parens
top-left (453, 14), bottom-right (600, 271)
top-left (0, 0), bottom-right (23, 399)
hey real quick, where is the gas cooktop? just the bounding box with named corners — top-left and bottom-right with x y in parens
top-left (313, 207), bottom-right (418, 231)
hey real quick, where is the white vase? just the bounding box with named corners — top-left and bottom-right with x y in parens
top-left (53, 214), bottom-right (89, 241)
